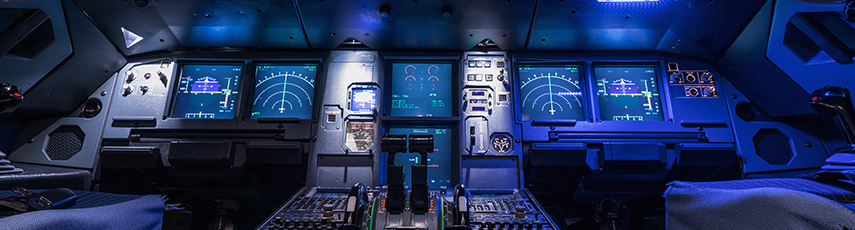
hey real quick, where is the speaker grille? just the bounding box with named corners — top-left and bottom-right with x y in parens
top-left (753, 129), bottom-right (794, 165)
top-left (45, 125), bottom-right (85, 161)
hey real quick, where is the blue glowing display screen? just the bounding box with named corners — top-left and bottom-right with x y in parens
top-left (351, 88), bottom-right (377, 112)
top-left (595, 66), bottom-right (663, 121)
top-left (518, 65), bottom-right (585, 121)
top-left (388, 127), bottom-right (452, 189)
top-left (172, 64), bottom-right (242, 119)
top-left (390, 63), bottom-right (452, 117)
top-left (251, 64), bottom-right (317, 119)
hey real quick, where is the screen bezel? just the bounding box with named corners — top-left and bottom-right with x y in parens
top-left (246, 61), bottom-right (323, 120)
top-left (515, 63), bottom-right (589, 122)
top-left (167, 62), bottom-right (246, 120)
top-left (384, 60), bottom-right (459, 118)
top-left (591, 63), bottom-right (666, 122)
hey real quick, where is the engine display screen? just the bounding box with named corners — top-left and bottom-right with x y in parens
top-left (172, 64), bottom-right (242, 119)
top-left (388, 127), bottom-right (453, 189)
top-left (350, 88), bottom-right (377, 112)
top-left (518, 65), bottom-right (585, 121)
top-left (595, 66), bottom-right (663, 121)
top-left (251, 64), bottom-right (317, 119)
top-left (390, 63), bottom-right (453, 117)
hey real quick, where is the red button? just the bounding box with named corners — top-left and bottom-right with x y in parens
top-left (811, 96), bottom-right (819, 102)
top-left (12, 93), bottom-right (20, 98)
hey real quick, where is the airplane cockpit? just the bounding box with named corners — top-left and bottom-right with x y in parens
top-left (1, 0), bottom-right (855, 229)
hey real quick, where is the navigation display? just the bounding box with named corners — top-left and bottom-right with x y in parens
top-left (172, 64), bottom-right (242, 119)
top-left (390, 63), bottom-right (452, 117)
top-left (518, 65), bottom-right (585, 121)
top-left (595, 66), bottom-right (663, 121)
top-left (388, 127), bottom-right (453, 189)
top-left (251, 64), bottom-right (317, 119)
top-left (351, 88), bottom-right (377, 112)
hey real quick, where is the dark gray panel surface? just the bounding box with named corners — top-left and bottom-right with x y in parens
top-left (295, 0), bottom-right (536, 50)
top-left (0, 0), bottom-right (126, 120)
top-left (528, 0), bottom-right (766, 60)
top-left (75, 0), bottom-right (308, 55)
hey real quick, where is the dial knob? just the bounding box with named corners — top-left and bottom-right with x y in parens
top-left (125, 72), bottom-right (135, 83)
top-left (705, 87), bottom-right (717, 97)
top-left (702, 72), bottom-right (713, 83)
top-left (122, 85), bottom-right (134, 96)
top-left (670, 73), bottom-right (682, 83)
top-left (514, 205), bottom-right (526, 219)
top-left (685, 74), bottom-right (696, 83)
top-left (144, 72), bottom-right (152, 79)
top-left (688, 88), bottom-right (700, 97)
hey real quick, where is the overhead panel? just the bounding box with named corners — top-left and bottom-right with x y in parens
top-left (296, 0), bottom-right (536, 50)
top-left (75, 0), bottom-right (307, 55)
top-left (529, 0), bottom-right (765, 60)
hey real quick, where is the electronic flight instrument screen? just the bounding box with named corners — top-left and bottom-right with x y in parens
top-left (595, 66), bottom-right (663, 121)
top-left (350, 88), bottom-right (377, 112)
top-left (171, 64), bottom-right (242, 119)
top-left (388, 127), bottom-right (453, 189)
top-left (518, 65), bottom-right (586, 121)
top-left (390, 63), bottom-right (452, 117)
top-left (251, 64), bottom-right (317, 119)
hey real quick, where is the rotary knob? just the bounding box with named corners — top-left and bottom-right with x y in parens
top-left (122, 85), bottom-right (134, 96)
top-left (514, 205), bottom-right (527, 219)
top-left (322, 204), bottom-right (334, 219)
top-left (685, 74), bottom-right (696, 83)
top-left (702, 72), bottom-right (713, 83)
top-left (670, 73), bottom-right (682, 83)
top-left (688, 88), bottom-right (700, 97)
top-left (125, 72), bottom-right (136, 83)
top-left (705, 87), bottom-right (717, 97)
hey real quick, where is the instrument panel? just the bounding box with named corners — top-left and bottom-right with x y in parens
top-left (92, 51), bottom-right (735, 230)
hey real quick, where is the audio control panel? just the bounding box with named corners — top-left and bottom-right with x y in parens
top-left (667, 62), bottom-right (718, 98)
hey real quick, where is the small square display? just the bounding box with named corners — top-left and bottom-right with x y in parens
top-left (351, 88), bottom-right (377, 112)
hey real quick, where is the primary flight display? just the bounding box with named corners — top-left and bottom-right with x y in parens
top-left (171, 64), bottom-right (243, 119)
top-left (595, 66), bottom-right (663, 121)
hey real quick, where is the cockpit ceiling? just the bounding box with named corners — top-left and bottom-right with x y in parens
top-left (74, 0), bottom-right (765, 59)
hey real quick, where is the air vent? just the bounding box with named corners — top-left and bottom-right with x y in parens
top-left (753, 129), bottom-right (795, 165)
top-left (45, 125), bottom-right (85, 161)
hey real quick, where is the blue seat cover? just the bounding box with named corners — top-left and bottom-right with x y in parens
top-left (665, 179), bottom-right (855, 229)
